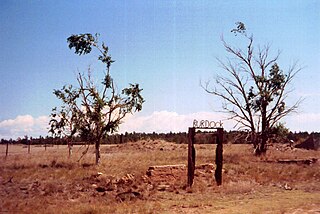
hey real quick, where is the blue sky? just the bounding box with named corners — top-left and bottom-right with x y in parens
top-left (0, 0), bottom-right (319, 139)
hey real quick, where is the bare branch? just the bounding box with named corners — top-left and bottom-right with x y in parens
top-left (205, 23), bottom-right (302, 154)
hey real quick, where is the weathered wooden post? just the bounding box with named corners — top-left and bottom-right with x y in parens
top-left (120, 134), bottom-right (123, 144)
top-left (28, 139), bottom-right (31, 154)
top-left (187, 127), bottom-right (196, 187)
top-left (215, 128), bottom-right (223, 186)
top-left (5, 141), bottom-right (9, 158)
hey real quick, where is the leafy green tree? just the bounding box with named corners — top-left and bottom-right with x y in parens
top-left (203, 22), bottom-right (301, 155)
top-left (49, 33), bottom-right (144, 164)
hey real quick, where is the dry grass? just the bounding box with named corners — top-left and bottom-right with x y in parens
top-left (1, 141), bottom-right (319, 213)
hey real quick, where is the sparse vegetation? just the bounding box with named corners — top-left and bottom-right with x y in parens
top-left (1, 141), bottom-right (319, 213)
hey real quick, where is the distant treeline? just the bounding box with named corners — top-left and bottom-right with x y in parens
top-left (1, 131), bottom-right (318, 146)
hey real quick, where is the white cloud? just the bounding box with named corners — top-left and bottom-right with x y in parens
top-left (119, 111), bottom-right (235, 133)
top-left (120, 111), bottom-right (320, 133)
top-left (1, 111), bottom-right (319, 140)
top-left (285, 113), bottom-right (320, 132)
top-left (0, 115), bottom-right (50, 139)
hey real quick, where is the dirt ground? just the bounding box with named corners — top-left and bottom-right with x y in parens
top-left (0, 141), bottom-right (319, 213)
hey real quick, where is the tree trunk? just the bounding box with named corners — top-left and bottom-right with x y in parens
top-left (95, 138), bottom-right (101, 165)
top-left (257, 102), bottom-right (268, 155)
top-left (251, 130), bottom-right (257, 148)
top-left (260, 134), bottom-right (267, 154)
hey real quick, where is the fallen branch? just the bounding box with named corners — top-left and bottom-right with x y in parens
top-left (276, 158), bottom-right (318, 165)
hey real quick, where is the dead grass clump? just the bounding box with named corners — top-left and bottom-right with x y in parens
top-left (224, 153), bottom-right (242, 164)
top-left (37, 160), bottom-right (75, 170)
top-left (73, 204), bottom-right (112, 214)
top-left (43, 182), bottom-right (65, 196)
top-left (82, 163), bottom-right (94, 168)
top-left (78, 207), bottom-right (99, 214)
top-left (219, 180), bottom-right (259, 195)
top-left (12, 163), bottom-right (26, 170)
top-left (50, 160), bottom-right (74, 169)
top-left (297, 182), bottom-right (320, 192)
top-left (116, 190), bottom-right (143, 202)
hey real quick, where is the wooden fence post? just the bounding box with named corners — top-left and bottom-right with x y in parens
top-left (187, 127), bottom-right (196, 187)
top-left (5, 141), bottom-right (9, 158)
top-left (215, 128), bottom-right (223, 186)
top-left (120, 134), bottom-right (123, 144)
top-left (28, 140), bottom-right (31, 154)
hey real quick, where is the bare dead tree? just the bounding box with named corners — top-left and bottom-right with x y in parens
top-left (203, 22), bottom-right (302, 155)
